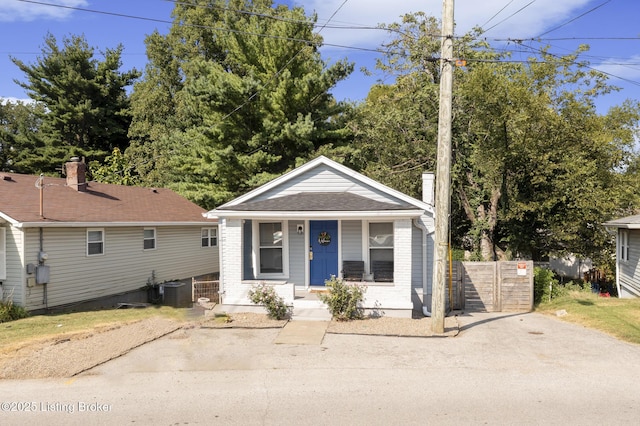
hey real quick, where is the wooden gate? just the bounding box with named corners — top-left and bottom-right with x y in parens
top-left (450, 261), bottom-right (533, 313)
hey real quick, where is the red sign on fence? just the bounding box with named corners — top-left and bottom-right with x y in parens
top-left (517, 262), bottom-right (527, 276)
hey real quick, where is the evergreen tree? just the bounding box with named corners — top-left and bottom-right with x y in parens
top-left (127, 0), bottom-right (353, 208)
top-left (0, 100), bottom-right (48, 173)
top-left (11, 33), bottom-right (139, 171)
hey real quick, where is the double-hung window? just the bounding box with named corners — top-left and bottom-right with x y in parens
top-left (369, 222), bottom-right (394, 281)
top-left (144, 228), bottom-right (156, 250)
top-left (258, 222), bottom-right (284, 275)
top-left (201, 228), bottom-right (217, 247)
top-left (87, 228), bottom-right (104, 256)
top-left (620, 229), bottom-right (629, 262)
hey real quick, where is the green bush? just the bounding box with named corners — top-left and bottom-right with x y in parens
top-left (0, 295), bottom-right (29, 323)
top-left (319, 276), bottom-right (366, 321)
top-left (248, 283), bottom-right (290, 320)
top-left (535, 267), bottom-right (595, 305)
top-left (534, 267), bottom-right (558, 305)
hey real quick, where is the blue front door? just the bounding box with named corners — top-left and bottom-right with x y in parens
top-left (309, 220), bottom-right (338, 286)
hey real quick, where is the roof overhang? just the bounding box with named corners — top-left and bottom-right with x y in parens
top-left (12, 221), bottom-right (218, 228)
top-left (602, 223), bottom-right (640, 229)
top-left (205, 209), bottom-right (425, 220)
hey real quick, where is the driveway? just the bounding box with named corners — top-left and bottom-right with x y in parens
top-left (1, 312), bottom-right (639, 425)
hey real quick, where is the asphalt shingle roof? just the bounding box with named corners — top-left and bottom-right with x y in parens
top-left (220, 192), bottom-right (415, 212)
top-left (0, 172), bottom-right (211, 224)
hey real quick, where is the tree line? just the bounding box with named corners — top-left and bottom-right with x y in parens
top-left (2, 0), bottom-right (639, 268)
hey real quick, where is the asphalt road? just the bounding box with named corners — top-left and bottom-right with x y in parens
top-left (1, 312), bottom-right (639, 425)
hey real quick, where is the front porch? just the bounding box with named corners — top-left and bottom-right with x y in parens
top-left (213, 286), bottom-right (418, 320)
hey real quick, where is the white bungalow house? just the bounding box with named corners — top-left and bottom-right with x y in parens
top-left (204, 156), bottom-right (435, 317)
top-left (0, 158), bottom-right (219, 311)
top-left (603, 214), bottom-right (640, 298)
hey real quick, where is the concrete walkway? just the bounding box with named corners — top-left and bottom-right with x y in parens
top-left (274, 320), bottom-right (329, 345)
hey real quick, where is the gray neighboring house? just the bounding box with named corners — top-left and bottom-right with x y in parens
top-left (205, 156), bottom-right (436, 317)
top-left (0, 158), bottom-right (219, 311)
top-left (603, 214), bottom-right (640, 297)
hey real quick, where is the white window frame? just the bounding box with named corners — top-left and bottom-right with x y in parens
top-left (253, 221), bottom-right (288, 279)
top-left (144, 228), bottom-right (156, 251)
top-left (87, 228), bottom-right (105, 256)
top-left (620, 229), bottom-right (629, 262)
top-left (364, 220), bottom-right (394, 280)
top-left (201, 227), bottom-right (218, 248)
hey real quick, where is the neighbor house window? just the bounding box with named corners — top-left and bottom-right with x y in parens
top-left (258, 222), bottom-right (283, 274)
top-left (87, 229), bottom-right (104, 256)
top-left (201, 228), bottom-right (217, 247)
top-left (144, 228), bottom-right (156, 250)
top-left (620, 229), bottom-right (629, 262)
top-left (369, 222), bottom-right (394, 281)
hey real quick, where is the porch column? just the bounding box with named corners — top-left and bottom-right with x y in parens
top-left (394, 218), bottom-right (412, 295)
top-left (221, 218), bottom-right (243, 302)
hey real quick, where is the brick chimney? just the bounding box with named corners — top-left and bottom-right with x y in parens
top-left (66, 157), bottom-right (87, 192)
top-left (422, 172), bottom-right (435, 206)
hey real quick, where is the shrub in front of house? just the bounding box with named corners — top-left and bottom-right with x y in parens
top-left (248, 283), bottom-right (290, 320)
top-left (319, 276), bottom-right (366, 321)
top-left (0, 295), bottom-right (29, 323)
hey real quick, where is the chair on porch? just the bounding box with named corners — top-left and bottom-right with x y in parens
top-left (372, 260), bottom-right (394, 282)
top-left (342, 260), bottom-right (365, 281)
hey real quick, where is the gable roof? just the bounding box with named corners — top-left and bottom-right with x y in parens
top-left (207, 156), bottom-right (432, 219)
top-left (0, 172), bottom-right (215, 227)
top-left (603, 214), bottom-right (640, 229)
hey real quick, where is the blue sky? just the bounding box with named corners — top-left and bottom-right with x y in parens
top-left (1, 0), bottom-right (639, 114)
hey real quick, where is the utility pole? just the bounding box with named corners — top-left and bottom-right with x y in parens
top-left (431, 0), bottom-right (454, 334)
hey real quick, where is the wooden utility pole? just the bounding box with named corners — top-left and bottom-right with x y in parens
top-left (431, 0), bottom-right (454, 334)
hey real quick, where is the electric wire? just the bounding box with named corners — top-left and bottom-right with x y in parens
top-left (535, 0), bottom-right (612, 38)
top-left (481, 0), bottom-right (536, 35)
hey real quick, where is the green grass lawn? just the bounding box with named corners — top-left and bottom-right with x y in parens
top-left (535, 292), bottom-right (640, 345)
top-left (0, 306), bottom-right (190, 355)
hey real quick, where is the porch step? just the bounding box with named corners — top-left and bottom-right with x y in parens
top-left (291, 307), bottom-right (332, 321)
top-left (291, 299), bottom-right (331, 321)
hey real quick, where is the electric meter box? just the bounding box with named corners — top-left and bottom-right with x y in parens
top-left (36, 265), bottom-right (50, 285)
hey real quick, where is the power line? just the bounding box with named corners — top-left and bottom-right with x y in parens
top-left (535, 0), bottom-right (612, 38)
top-left (481, 0), bottom-right (536, 35)
top-left (479, 0), bottom-right (515, 31)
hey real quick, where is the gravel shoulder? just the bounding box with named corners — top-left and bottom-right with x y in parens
top-left (0, 310), bottom-right (458, 380)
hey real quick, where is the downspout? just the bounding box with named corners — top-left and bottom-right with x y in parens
top-left (414, 217), bottom-right (433, 317)
top-left (39, 227), bottom-right (47, 309)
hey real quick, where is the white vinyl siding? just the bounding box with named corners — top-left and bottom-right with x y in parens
top-left (144, 228), bottom-right (156, 250)
top-left (288, 221), bottom-right (305, 286)
top-left (618, 229), bottom-right (640, 297)
top-left (87, 228), bottom-right (104, 256)
top-left (341, 221), bottom-right (362, 261)
top-left (250, 164), bottom-right (408, 206)
top-left (22, 226), bottom-right (219, 311)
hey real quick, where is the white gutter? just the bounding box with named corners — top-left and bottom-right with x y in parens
top-left (14, 221), bottom-right (217, 228)
top-left (413, 217), bottom-right (434, 317)
top-left (206, 210), bottom-right (424, 219)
